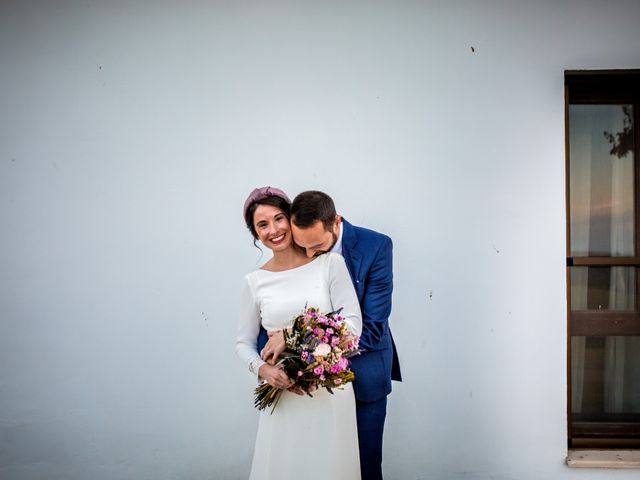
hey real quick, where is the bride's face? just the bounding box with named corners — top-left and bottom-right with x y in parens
top-left (252, 204), bottom-right (292, 252)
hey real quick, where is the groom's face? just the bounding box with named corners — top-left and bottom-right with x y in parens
top-left (291, 217), bottom-right (340, 258)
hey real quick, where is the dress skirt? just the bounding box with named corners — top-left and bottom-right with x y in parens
top-left (249, 383), bottom-right (361, 480)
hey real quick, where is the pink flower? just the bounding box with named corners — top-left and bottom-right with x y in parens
top-left (335, 378), bottom-right (343, 385)
top-left (313, 328), bottom-right (324, 337)
top-left (301, 351), bottom-right (309, 360)
top-left (326, 328), bottom-right (334, 335)
top-left (319, 374), bottom-right (326, 381)
top-left (329, 358), bottom-right (348, 374)
top-left (297, 371), bottom-right (303, 377)
top-left (329, 364), bottom-right (342, 374)
top-left (313, 366), bottom-right (324, 375)
top-left (331, 337), bottom-right (340, 347)
top-left (337, 357), bottom-right (348, 371)
top-left (321, 336), bottom-right (329, 344)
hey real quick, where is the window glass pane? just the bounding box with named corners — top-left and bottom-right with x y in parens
top-left (571, 336), bottom-right (640, 422)
top-left (569, 105), bottom-right (635, 257)
top-left (570, 266), bottom-right (635, 310)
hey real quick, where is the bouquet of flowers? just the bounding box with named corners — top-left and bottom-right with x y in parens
top-left (254, 306), bottom-right (361, 413)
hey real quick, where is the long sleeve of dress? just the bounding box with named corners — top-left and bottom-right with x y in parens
top-left (235, 275), bottom-right (266, 377)
top-left (326, 253), bottom-right (362, 337)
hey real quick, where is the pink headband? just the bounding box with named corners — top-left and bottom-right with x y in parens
top-left (243, 186), bottom-right (291, 223)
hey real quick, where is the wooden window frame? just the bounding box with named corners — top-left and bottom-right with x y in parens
top-left (565, 70), bottom-right (640, 448)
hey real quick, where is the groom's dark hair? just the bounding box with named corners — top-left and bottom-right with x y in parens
top-left (291, 191), bottom-right (337, 231)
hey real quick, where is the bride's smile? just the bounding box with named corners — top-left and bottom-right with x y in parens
top-left (269, 233), bottom-right (286, 245)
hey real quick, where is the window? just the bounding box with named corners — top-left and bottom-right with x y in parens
top-left (566, 70), bottom-right (640, 448)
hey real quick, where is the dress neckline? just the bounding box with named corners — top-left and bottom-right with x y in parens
top-left (258, 255), bottom-right (322, 274)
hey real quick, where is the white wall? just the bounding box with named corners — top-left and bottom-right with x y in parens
top-left (1, 1), bottom-right (639, 479)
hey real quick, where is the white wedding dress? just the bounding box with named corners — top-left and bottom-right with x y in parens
top-left (236, 253), bottom-right (362, 480)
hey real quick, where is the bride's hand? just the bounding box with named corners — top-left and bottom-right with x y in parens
top-left (258, 364), bottom-right (293, 390)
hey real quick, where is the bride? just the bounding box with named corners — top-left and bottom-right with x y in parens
top-left (236, 186), bottom-right (362, 480)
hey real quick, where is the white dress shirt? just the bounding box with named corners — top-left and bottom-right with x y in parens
top-left (330, 220), bottom-right (344, 256)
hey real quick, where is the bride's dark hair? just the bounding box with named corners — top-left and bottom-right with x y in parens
top-left (245, 196), bottom-right (291, 245)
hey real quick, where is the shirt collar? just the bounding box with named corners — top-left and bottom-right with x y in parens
top-left (330, 220), bottom-right (344, 255)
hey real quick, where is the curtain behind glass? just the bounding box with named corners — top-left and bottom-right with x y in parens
top-left (570, 104), bottom-right (637, 415)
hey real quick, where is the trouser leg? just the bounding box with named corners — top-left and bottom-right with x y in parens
top-left (356, 396), bottom-right (387, 480)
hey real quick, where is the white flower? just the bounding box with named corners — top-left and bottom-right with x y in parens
top-left (313, 343), bottom-right (331, 357)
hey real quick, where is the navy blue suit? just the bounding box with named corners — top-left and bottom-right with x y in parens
top-left (258, 219), bottom-right (401, 480)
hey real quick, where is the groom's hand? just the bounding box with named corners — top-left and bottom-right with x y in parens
top-left (261, 330), bottom-right (285, 365)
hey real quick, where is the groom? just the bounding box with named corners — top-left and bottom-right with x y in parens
top-left (259, 190), bottom-right (401, 480)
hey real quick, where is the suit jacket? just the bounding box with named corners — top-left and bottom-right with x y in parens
top-left (340, 218), bottom-right (401, 402)
top-left (257, 218), bottom-right (401, 402)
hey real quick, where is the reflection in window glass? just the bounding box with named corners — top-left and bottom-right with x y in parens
top-left (572, 336), bottom-right (640, 420)
top-left (570, 266), bottom-right (635, 310)
top-left (569, 105), bottom-right (634, 257)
